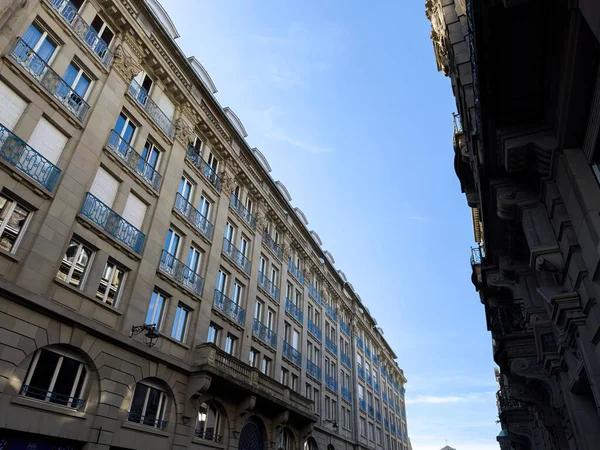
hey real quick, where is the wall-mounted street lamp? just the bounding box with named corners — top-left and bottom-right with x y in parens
top-left (130, 324), bottom-right (160, 347)
top-left (324, 419), bottom-right (339, 430)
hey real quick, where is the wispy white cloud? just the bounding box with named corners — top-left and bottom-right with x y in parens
top-left (406, 216), bottom-right (429, 222)
top-left (407, 391), bottom-right (495, 405)
top-left (263, 108), bottom-right (332, 153)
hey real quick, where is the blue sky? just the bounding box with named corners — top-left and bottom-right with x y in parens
top-left (159, 1), bottom-right (499, 449)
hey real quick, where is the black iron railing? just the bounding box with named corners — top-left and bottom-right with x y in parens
top-left (174, 193), bottom-right (214, 240)
top-left (129, 78), bottom-right (175, 139)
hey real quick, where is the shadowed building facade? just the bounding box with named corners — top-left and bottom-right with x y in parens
top-left (0, 0), bottom-right (409, 449)
top-left (427, 0), bottom-right (600, 449)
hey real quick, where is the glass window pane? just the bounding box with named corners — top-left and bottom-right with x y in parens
top-left (51, 356), bottom-right (80, 405)
top-left (26, 350), bottom-right (60, 399)
top-left (129, 383), bottom-right (148, 420)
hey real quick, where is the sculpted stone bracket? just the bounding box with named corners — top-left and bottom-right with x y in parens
top-left (510, 357), bottom-right (563, 410)
top-left (272, 410), bottom-right (289, 427)
top-left (498, 129), bottom-right (556, 176)
top-left (550, 291), bottom-right (586, 347)
top-left (237, 395), bottom-right (257, 417)
top-left (183, 373), bottom-right (212, 422)
top-left (113, 43), bottom-right (143, 83)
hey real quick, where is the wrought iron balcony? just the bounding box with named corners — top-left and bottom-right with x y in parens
top-left (252, 319), bottom-right (276, 348)
top-left (374, 382), bottom-right (380, 393)
top-left (396, 404), bottom-right (401, 414)
top-left (46, 0), bottom-right (113, 68)
top-left (80, 192), bottom-right (145, 254)
top-left (306, 359), bottom-right (321, 380)
top-left (391, 423), bottom-right (397, 434)
top-left (373, 354), bottom-right (379, 366)
top-left (368, 404), bottom-right (374, 417)
top-left (258, 271), bottom-right (280, 301)
top-left (262, 231), bottom-right (282, 259)
top-left (287, 259), bottom-right (304, 284)
top-left (359, 399), bottom-right (366, 412)
top-left (285, 298), bottom-right (303, 323)
top-left (383, 392), bottom-right (388, 404)
top-left (325, 374), bottom-right (338, 392)
top-left (127, 411), bottom-right (167, 429)
top-left (340, 320), bottom-right (351, 336)
top-left (366, 346), bottom-right (372, 359)
top-left (497, 389), bottom-right (526, 413)
top-left (11, 38), bottom-right (90, 122)
top-left (366, 374), bottom-right (373, 386)
top-left (325, 303), bottom-right (337, 322)
top-left (471, 245), bottom-right (484, 266)
top-left (307, 319), bottom-right (322, 341)
top-left (20, 384), bottom-right (85, 409)
top-left (0, 122), bottom-right (61, 191)
top-left (106, 130), bottom-right (162, 191)
top-left (186, 146), bottom-right (221, 192)
top-left (128, 78), bottom-right (175, 139)
top-left (213, 289), bottom-right (245, 326)
top-left (283, 341), bottom-right (302, 366)
top-left (308, 283), bottom-right (322, 305)
top-left (174, 193), bottom-right (214, 240)
top-left (222, 237), bottom-right (251, 275)
top-left (389, 398), bottom-right (395, 408)
top-left (384, 419), bottom-right (390, 430)
top-left (357, 365), bottom-right (365, 379)
top-left (159, 249), bottom-right (203, 296)
top-left (376, 410), bottom-right (382, 422)
top-left (325, 337), bottom-right (337, 355)
top-left (357, 336), bottom-right (364, 350)
top-left (340, 352), bottom-right (351, 368)
top-left (394, 381), bottom-right (400, 391)
top-left (387, 373), bottom-right (393, 383)
top-left (341, 386), bottom-right (352, 403)
top-left (229, 195), bottom-right (256, 230)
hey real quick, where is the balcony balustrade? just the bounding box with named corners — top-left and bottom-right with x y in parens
top-left (222, 238), bottom-right (251, 275)
top-left (340, 352), bottom-right (351, 368)
top-left (186, 146), bottom-right (221, 192)
top-left (384, 419), bottom-right (390, 430)
top-left (159, 249), bottom-right (203, 296)
top-left (213, 290), bottom-right (245, 326)
top-left (128, 78), bottom-right (174, 139)
top-left (306, 359), bottom-right (321, 380)
top-left (252, 319), bottom-right (276, 348)
top-left (325, 374), bottom-right (338, 392)
top-left (46, 0), bottom-right (114, 68)
top-left (368, 404), bottom-right (374, 417)
top-left (471, 245), bottom-right (484, 266)
top-left (0, 123), bottom-right (61, 191)
top-left (383, 392), bottom-right (388, 404)
top-left (357, 365), bottom-right (365, 379)
top-left (195, 429), bottom-right (223, 443)
top-left (325, 337), bottom-right (338, 355)
top-left (359, 399), bottom-right (366, 412)
top-left (258, 271), bottom-right (280, 301)
top-left (229, 194), bottom-right (256, 230)
top-left (174, 193), bottom-right (214, 240)
top-left (366, 374), bottom-right (373, 386)
top-left (287, 259), bottom-right (304, 284)
top-left (11, 38), bottom-right (90, 122)
top-left (106, 130), bottom-right (162, 191)
top-left (341, 386), bottom-right (352, 403)
top-left (307, 319), bottom-right (322, 341)
top-left (20, 385), bottom-right (85, 409)
top-left (374, 382), bottom-right (380, 393)
top-left (376, 411), bottom-right (382, 422)
top-left (497, 389), bottom-right (526, 413)
top-left (308, 284), bottom-right (322, 305)
top-left (127, 412), bottom-right (167, 429)
top-left (366, 346), bottom-right (372, 359)
top-left (283, 341), bottom-right (302, 366)
top-left (325, 303), bottom-right (337, 322)
top-left (373, 354), bottom-right (379, 365)
top-left (340, 320), bottom-right (351, 336)
top-left (391, 424), bottom-right (397, 434)
top-left (357, 336), bottom-right (364, 350)
top-left (262, 231), bottom-right (282, 259)
top-left (80, 193), bottom-right (145, 254)
top-left (389, 398), bottom-right (395, 408)
top-left (285, 298), bottom-right (303, 323)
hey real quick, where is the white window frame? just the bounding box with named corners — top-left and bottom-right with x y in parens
top-left (96, 259), bottom-right (126, 306)
top-left (58, 238), bottom-right (94, 287)
top-left (65, 61), bottom-right (94, 101)
top-left (128, 380), bottom-right (168, 428)
top-left (146, 290), bottom-right (166, 329)
top-left (171, 303), bottom-right (190, 342)
top-left (0, 195), bottom-right (32, 253)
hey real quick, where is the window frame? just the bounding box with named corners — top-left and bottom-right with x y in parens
top-left (96, 259), bottom-right (127, 307)
top-left (0, 193), bottom-right (32, 254)
top-left (57, 237), bottom-right (95, 288)
top-left (171, 303), bottom-right (190, 342)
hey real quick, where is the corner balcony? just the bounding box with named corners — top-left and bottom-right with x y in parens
top-left (325, 374), bottom-right (338, 393)
top-left (159, 249), bottom-right (203, 296)
top-left (252, 319), bottom-right (276, 349)
top-left (46, 0), bottom-right (114, 68)
top-left (340, 352), bottom-right (351, 368)
top-left (287, 259), bottom-right (304, 284)
top-left (258, 271), bottom-right (280, 301)
top-left (306, 359), bottom-right (321, 381)
top-left (229, 195), bottom-right (256, 230)
top-left (341, 386), bottom-right (352, 403)
top-left (106, 130), bottom-right (162, 191)
top-left (213, 289), bottom-right (245, 326)
top-left (358, 365), bottom-right (365, 380)
top-left (307, 319), bottom-right (322, 341)
top-left (128, 78), bottom-right (174, 140)
top-left (340, 320), bottom-right (351, 336)
top-left (80, 192), bottom-right (145, 254)
top-left (186, 146), bottom-right (221, 192)
top-left (285, 298), bottom-right (303, 323)
top-left (262, 231), bottom-right (283, 260)
top-left (357, 336), bottom-right (364, 350)
top-left (0, 123), bottom-right (61, 192)
top-left (325, 303), bottom-right (337, 322)
top-left (283, 341), bottom-right (302, 367)
top-left (193, 343), bottom-right (316, 423)
top-left (11, 38), bottom-right (90, 122)
top-left (174, 193), bottom-right (214, 241)
top-left (308, 284), bottom-right (322, 305)
top-left (222, 238), bottom-right (251, 275)
top-left (325, 337), bottom-right (337, 355)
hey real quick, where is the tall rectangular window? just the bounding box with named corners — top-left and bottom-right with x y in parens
top-left (0, 194), bottom-right (32, 253)
top-left (225, 333), bottom-right (237, 355)
top-left (96, 260), bottom-right (126, 306)
top-left (261, 356), bottom-right (271, 375)
top-left (207, 323), bottom-right (220, 344)
top-left (146, 290), bottom-right (166, 330)
top-left (171, 303), bottom-right (190, 342)
top-left (57, 238), bottom-right (94, 288)
top-left (249, 348), bottom-right (259, 367)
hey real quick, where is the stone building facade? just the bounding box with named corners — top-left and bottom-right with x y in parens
top-left (0, 0), bottom-right (409, 449)
top-left (427, 0), bottom-right (600, 449)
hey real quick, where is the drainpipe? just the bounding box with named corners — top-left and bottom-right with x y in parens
top-left (0, 0), bottom-right (26, 32)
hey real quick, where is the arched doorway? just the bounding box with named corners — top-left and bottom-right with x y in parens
top-left (238, 420), bottom-right (264, 450)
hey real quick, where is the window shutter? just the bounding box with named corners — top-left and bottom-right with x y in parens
top-left (122, 192), bottom-right (146, 229)
top-left (155, 91), bottom-right (175, 121)
top-left (90, 167), bottom-right (119, 207)
top-left (27, 118), bottom-right (67, 164)
top-left (0, 80), bottom-right (27, 130)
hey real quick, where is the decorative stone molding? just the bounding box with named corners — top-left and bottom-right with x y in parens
top-left (510, 357), bottom-right (563, 410)
top-left (550, 291), bottom-right (586, 347)
top-left (221, 171), bottom-right (237, 196)
top-left (113, 43), bottom-right (143, 82)
top-left (237, 395), bottom-right (256, 417)
top-left (174, 116), bottom-right (195, 147)
top-left (255, 212), bottom-right (268, 232)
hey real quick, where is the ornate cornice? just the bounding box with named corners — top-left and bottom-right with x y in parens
top-left (113, 43), bottom-right (143, 82)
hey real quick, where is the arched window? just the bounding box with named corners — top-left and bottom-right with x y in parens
top-left (277, 428), bottom-right (294, 450)
top-left (21, 346), bottom-right (88, 409)
top-left (196, 402), bottom-right (223, 442)
top-left (127, 378), bottom-right (168, 429)
top-left (303, 437), bottom-right (318, 450)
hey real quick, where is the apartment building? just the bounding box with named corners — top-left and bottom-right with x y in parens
top-left (0, 1), bottom-right (409, 449)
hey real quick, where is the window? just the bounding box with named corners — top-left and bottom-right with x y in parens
top-left (128, 380), bottom-right (168, 428)
top-left (207, 323), bottom-right (220, 344)
top-left (206, 151), bottom-right (219, 173)
top-left (267, 309), bottom-right (276, 330)
top-left (145, 290), bottom-right (166, 330)
top-left (239, 235), bottom-right (249, 257)
top-left (225, 333), bottom-right (237, 355)
top-left (270, 266), bottom-right (279, 287)
top-left (291, 374), bottom-right (298, 392)
top-left (122, 192), bottom-right (146, 230)
top-left (254, 300), bottom-right (263, 321)
top-left (0, 79), bottom-right (27, 129)
top-left (57, 238), bottom-right (94, 288)
top-left (358, 384), bottom-right (364, 402)
top-left (249, 348), bottom-right (259, 367)
top-left (216, 270), bottom-right (228, 293)
top-left (141, 140), bottom-right (160, 174)
top-left (19, 23), bottom-right (58, 74)
top-left (369, 423), bottom-right (375, 441)
top-left (0, 194), bottom-right (31, 253)
top-left (27, 117), bottom-right (68, 167)
top-left (259, 256), bottom-right (267, 274)
top-left (171, 303), bottom-right (190, 342)
top-left (132, 72), bottom-right (153, 104)
top-left (178, 176), bottom-right (193, 201)
top-left (198, 195), bottom-right (211, 219)
top-left (325, 395), bottom-right (331, 418)
top-left (61, 61), bottom-right (92, 102)
top-left (186, 246), bottom-right (202, 279)
top-left (295, 289), bottom-right (302, 307)
top-left (261, 356), bottom-right (271, 375)
top-left (360, 417), bottom-right (367, 437)
top-left (89, 14), bottom-right (115, 52)
top-left (224, 221), bottom-right (235, 242)
top-left (280, 368), bottom-right (289, 386)
top-left (232, 282), bottom-right (243, 305)
top-left (313, 388), bottom-right (320, 413)
top-left (96, 260), bottom-right (126, 306)
top-left (112, 112), bottom-right (137, 149)
top-left (376, 427), bottom-right (382, 445)
top-left (197, 402), bottom-right (222, 442)
top-left (306, 383), bottom-right (312, 400)
top-left (21, 347), bottom-right (87, 409)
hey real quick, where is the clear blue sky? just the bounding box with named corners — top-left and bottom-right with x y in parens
top-left (160, 1), bottom-right (499, 448)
